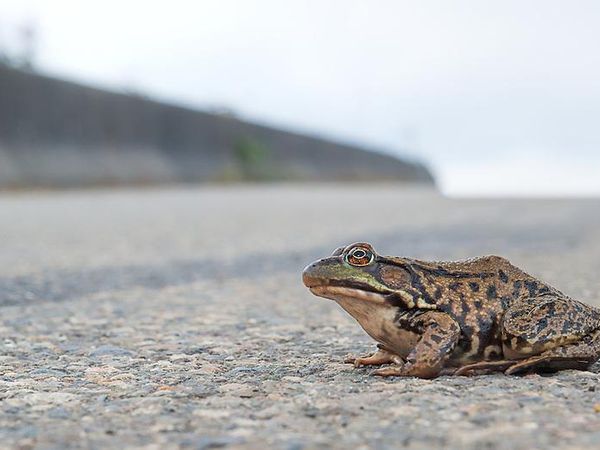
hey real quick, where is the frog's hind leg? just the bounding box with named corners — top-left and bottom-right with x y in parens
top-left (501, 296), bottom-right (600, 358)
top-left (504, 330), bottom-right (600, 375)
top-left (454, 359), bottom-right (519, 376)
top-left (501, 295), bottom-right (600, 375)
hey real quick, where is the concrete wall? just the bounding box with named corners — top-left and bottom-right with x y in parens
top-left (0, 64), bottom-right (435, 188)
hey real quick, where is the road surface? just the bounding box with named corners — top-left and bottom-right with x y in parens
top-left (1, 185), bottom-right (600, 449)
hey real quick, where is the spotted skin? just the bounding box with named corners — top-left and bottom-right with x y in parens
top-left (302, 242), bottom-right (600, 378)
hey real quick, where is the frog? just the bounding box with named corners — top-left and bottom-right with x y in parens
top-left (302, 242), bottom-right (600, 378)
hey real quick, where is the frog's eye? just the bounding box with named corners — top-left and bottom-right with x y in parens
top-left (346, 247), bottom-right (374, 267)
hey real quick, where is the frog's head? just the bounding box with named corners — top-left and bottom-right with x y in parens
top-left (302, 242), bottom-right (413, 305)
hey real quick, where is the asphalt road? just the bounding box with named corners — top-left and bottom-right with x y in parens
top-left (1, 185), bottom-right (600, 449)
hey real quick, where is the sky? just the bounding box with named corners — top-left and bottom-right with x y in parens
top-left (1, 0), bottom-right (599, 196)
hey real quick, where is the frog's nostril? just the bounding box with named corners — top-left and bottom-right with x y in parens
top-left (302, 262), bottom-right (320, 287)
top-left (303, 262), bottom-right (317, 272)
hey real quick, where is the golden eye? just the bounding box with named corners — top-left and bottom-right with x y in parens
top-left (346, 247), bottom-right (374, 266)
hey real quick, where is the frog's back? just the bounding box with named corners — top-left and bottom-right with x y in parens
top-left (404, 255), bottom-right (565, 363)
top-left (408, 254), bottom-right (560, 309)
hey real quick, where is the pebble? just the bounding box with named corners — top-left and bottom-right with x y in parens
top-left (89, 345), bottom-right (134, 358)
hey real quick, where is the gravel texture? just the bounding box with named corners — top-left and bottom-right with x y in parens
top-left (1, 185), bottom-right (600, 449)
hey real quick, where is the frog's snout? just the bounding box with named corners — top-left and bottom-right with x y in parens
top-left (302, 261), bottom-right (320, 288)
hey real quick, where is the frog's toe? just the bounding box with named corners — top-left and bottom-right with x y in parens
top-left (345, 348), bottom-right (404, 368)
top-left (371, 366), bottom-right (405, 377)
top-left (343, 355), bottom-right (358, 365)
top-left (343, 354), bottom-right (374, 368)
top-left (343, 354), bottom-right (371, 367)
top-left (352, 356), bottom-right (369, 368)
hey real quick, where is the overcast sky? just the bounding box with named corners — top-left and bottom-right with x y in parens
top-left (2, 1), bottom-right (600, 195)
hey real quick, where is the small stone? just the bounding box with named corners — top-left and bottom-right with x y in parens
top-left (47, 407), bottom-right (71, 419)
top-left (193, 409), bottom-right (231, 419)
top-left (89, 345), bottom-right (134, 358)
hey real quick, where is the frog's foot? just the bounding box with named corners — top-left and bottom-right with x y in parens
top-left (504, 356), bottom-right (592, 375)
top-left (454, 360), bottom-right (518, 376)
top-left (344, 347), bottom-right (403, 368)
top-left (371, 366), bottom-right (406, 377)
top-left (372, 361), bottom-right (449, 378)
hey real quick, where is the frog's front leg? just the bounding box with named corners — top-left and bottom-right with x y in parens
top-left (373, 311), bottom-right (460, 379)
top-left (345, 344), bottom-right (404, 368)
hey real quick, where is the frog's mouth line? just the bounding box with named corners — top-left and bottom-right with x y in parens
top-left (309, 285), bottom-right (387, 304)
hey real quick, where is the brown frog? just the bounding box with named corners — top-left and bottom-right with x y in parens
top-left (302, 242), bottom-right (600, 378)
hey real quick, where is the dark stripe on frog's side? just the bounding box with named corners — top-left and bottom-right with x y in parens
top-left (380, 257), bottom-right (556, 304)
top-left (436, 283), bottom-right (504, 360)
top-left (479, 317), bottom-right (503, 359)
top-left (450, 310), bottom-right (502, 363)
top-left (475, 310), bottom-right (499, 347)
top-left (456, 292), bottom-right (470, 325)
top-left (511, 278), bottom-right (553, 300)
top-left (403, 264), bottom-right (436, 305)
top-left (378, 257), bottom-right (497, 280)
top-left (378, 257), bottom-right (501, 308)
top-left (394, 309), bottom-right (429, 333)
top-left (386, 287), bottom-right (423, 306)
top-left (412, 263), bottom-right (497, 280)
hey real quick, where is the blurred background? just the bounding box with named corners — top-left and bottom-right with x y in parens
top-left (2, 0), bottom-right (599, 196)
